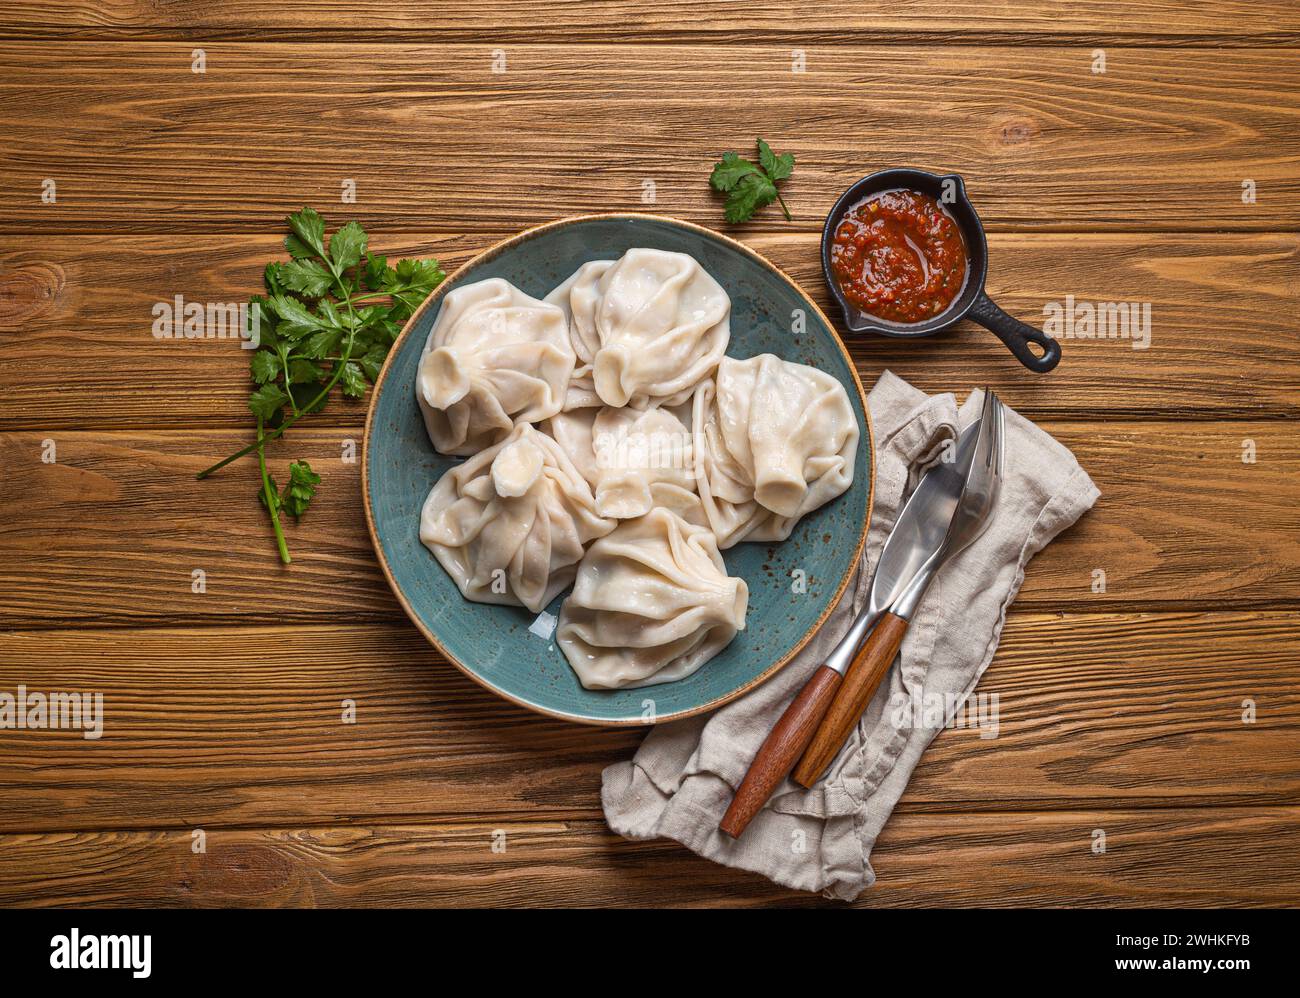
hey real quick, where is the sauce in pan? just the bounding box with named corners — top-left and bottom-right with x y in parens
top-left (829, 189), bottom-right (968, 325)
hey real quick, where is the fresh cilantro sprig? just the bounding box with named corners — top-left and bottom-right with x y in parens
top-left (197, 208), bottom-right (444, 564)
top-left (259, 460), bottom-right (321, 520)
top-left (709, 139), bottom-right (795, 223)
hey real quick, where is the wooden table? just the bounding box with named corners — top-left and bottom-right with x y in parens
top-left (1, 2), bottom-right (1297, 908)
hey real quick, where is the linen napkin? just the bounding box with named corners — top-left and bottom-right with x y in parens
top-left (601, 371), bottom-right (1100, 900)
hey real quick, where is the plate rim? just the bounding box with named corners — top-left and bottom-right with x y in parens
top-left (362, 212), bottom-right (876, 726)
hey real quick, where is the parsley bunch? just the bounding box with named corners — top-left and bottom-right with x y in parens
top-left (709, 139), bottom-right (795, 223)
top-left (197, 208), bottom-right (444, 564)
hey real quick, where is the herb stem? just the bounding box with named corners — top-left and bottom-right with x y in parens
top-left (346, 291), bottom-right (404, 305)
top-left (196, 357), bottom-right (348, 479)
top-left (775, 189), bottom-right (792, 221)
top-left (257, 414), bottom-right (291, 565)
top-left (279, 343), bottom-right (300, 418)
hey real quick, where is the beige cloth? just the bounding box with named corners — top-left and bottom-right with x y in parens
top-left (602, 371), bottom-right (1101, 900)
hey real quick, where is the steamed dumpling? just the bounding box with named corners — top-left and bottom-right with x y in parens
top-left (590, 406), bottom-right (696, 519)
top-left (416, 278), bottom-right (575, 455)
top-left (693, 354), bottom-right (859, 548)
top-left (540, 407), bottom-right (600, 487)
top-left (420, 423), bottom-right (613, 612)
top-left (691, 377), bottom-right (787, 547)
top-left (571, 248), bottom-right (730, 408)
top-left (542, 405), bottom-right (702, 522)
top-left (543, 260), bottom-right (614, 410)
top-left (557, 508), bottom-right (748, 689)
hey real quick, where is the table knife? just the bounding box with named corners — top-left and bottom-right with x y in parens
top-left (718, 414), bottom-right (983, 838)
top-left (793, 392), bottom-right (1003, 787)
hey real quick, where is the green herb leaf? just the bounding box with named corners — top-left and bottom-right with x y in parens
top-left (364, 254), bottom-right (394, 291)
top-left (329, 219), bottom-right (368, 272)
top-left (277, 258), bottom-right (334, 298)
top-left (279, 460), bottom-right (320, 518)
top-left (250, 350), bottom-right (281, 384)
top-left (299, 328), bottom-right (342, 360)
top-left (710, 151), bottom-right (762, 192)
top-left (289, 381), bottom-right (328, 415)
top-left (709, 139), bottom-right (795, 223)
top-left (390, 257), bottom-right (445, 295)
top-left (724, 173), bottom-right (778, 224)
top-left (316, 298), bottom-right (346, 330)
top-left (286, 207), bottom-right (326, 258)
top-left (358, 344), bottom-right (389, 381)
top-left (288, 357), bottom-right (328, 384)
top-left (339, 361), bottom-right (367, 398)
top-left (757, 138), bottom-right (795, 182)
top-left (266, 294), bottom-right (326, 337)
top-left (249, 383), bottom-right (291, 420)
top-left (284, 233), bottom-right (316, 260)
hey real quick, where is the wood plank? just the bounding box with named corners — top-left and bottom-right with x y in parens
top-left (2, 44), bottom-right (1297, 233)
top-left (0, 613), bottom-right (1295, 834)
top-left (1, 807), bottom-right (1295, 906)
top-left (1, 420), bottom-right (1294, 627)
top-left (3, 232), bottom-right (1296, 429)
top-left (4, 1), bottom-right (1298, 43)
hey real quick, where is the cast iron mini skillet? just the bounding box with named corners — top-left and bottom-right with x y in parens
top-left (821, 168), bottom-right (1061, 373)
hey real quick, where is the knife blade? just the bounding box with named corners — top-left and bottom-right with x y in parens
top-left (821, 414), bottom-right (983, 677)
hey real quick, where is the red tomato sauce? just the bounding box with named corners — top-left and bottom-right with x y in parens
top-left (830, 189), bottom-right (968, 324)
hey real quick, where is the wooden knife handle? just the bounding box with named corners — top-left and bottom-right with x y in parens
top-left (718, 665), bottom-right (843, 839)
top-left (792, 611), bottom-right (910, 788)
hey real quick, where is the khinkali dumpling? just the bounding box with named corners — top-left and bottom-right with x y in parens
top-left (557, 508), bottom-right (748, 689)
top-left (590, 406), bottom-right (696, 519)
top-left (540, 407), bottom-right (599, 486)
top-left (416, 278), bottom-right (574, 455)
top-left (543, 260), bottom-right (614, 410)
top-left (542, 405), bottom-right (702, 523)
top-left (693, 354), bottom-right (859, 548)
top-left (579, 248), bottom-right (731, 408)
top-left (420, 423), bottom-right (613, 612)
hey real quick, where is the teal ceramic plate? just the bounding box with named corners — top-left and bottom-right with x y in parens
top-left (364, 214), bottom-right (874, 725)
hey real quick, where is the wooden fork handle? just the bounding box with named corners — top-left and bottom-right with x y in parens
top-left (792, 611), bottom-right (910, 788)
top-left (718, 665), bottom-right (843, 839)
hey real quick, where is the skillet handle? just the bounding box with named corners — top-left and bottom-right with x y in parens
top-left (967, 291), bottom-right (1061, 373)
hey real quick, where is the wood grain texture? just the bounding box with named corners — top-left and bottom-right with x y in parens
top-left (2, 44), bottom-right (1297, 234)
top-left (3, 232), bottom-right (1296, 428)
top-left (4, 1), bottom-right (1298, 43)
top-left (0, 5), bottom-right (1296, 908)
top-left (2, 420), bottom-right (1295, 627)
top-left (2, 807), bottom-right (1296, 907)
top-left (0, 613), bottom-right (1295, 835)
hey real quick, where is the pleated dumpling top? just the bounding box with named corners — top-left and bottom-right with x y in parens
top-left (416, 278), bottom-right (575, 455)
top-left (549, 248), bottom-right (730, 410)
top-left (557, 507), bottom-right (748, 689)
top-left (693, 354), bottom-right (858, 548)
top-left (419, 423), bottom-right (614, 613)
